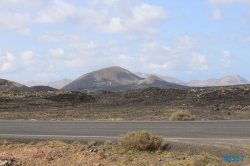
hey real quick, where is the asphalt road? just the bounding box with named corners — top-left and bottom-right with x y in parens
top-left (0, 120), bottom-right (250, 143)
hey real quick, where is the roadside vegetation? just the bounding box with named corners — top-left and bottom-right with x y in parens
top-left (169, 110), bottom-right (195, 121)
top-left (119, 130), bottom-right (167, 151)
top-left (0, 131), bottom-right (242, 165)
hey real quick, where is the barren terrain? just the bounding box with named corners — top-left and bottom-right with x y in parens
top-left (0, 86), bottom-right (249, 121)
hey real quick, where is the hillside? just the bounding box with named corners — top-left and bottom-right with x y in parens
top-left (62, 66), bottom-right (143, 91)
top-left (30, 86), bottom-right (59, 92)
top-left (0, 79), bottom-right (35, 92)
top-left (135, 72), bottom-right (185, 85)
top-left (62, 66), bottom-right (186, 92)
top-left (138, 75), bottom-right (185, 88)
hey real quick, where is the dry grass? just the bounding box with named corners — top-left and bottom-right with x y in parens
top-left (169, 110), bottom-right (195, 121)
top-left (118, 130), bottom-right (167, 152)
top-left (190, 152), bottom-right (222, 166)
top-left (0, 139), bottom-right (243, 166)
top-left (0, 131), bottom-right (246, 166)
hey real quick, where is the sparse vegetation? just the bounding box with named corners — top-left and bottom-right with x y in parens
top-left (190, 152), bottom-right (221, 166)
top-left (0, 130), bottom-right (245, 166)
top-left (169, 110), bottom-right (195, 121)
top-left (88, 140), bottom-right (97, 147)
top-left (118, 130), bottom-right (167, 151)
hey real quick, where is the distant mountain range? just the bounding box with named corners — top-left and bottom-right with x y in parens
top-left (135, 72), bottom-right (249, 87)
top-left (0, 79), bottom-right (35, 92)
top-left (187, 75), bottom-right (249, 87)
top-left (1, 66), bottom-right (249, 92)
top-left (62, 66), bottom-right (186, 92)
top-left (24, 78), bottom-right (72, 89)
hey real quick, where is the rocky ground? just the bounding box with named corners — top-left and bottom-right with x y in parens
top-left (0, 86), bottom-right (250, 120)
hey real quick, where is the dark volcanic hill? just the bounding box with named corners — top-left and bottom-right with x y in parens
top-left (0, 79), bottom-right (35, 92)
top-left (61, 66), bottom-right (186, 92)
top-left (30, 86), bottom-right (59, 92)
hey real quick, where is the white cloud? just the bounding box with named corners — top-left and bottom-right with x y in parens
top-left (241, 12), bottom-right (250, 24)
top-left (0, 11), bottom-right (32, 30)
top-left (223, 50), bottom-right (231, 58)
top-left (18, 28), bottom-right (33, 37)
top-left (98, 2), bottom-right (168, 35)
top-left (21, 51), bottom-right (36, 60)
top-left (221, 50), bottom-right (232, 67)
top-left (34, 72), bottom-right (59, 80)
top-left (20, 51), bottom-right (40, 68)
top-left (128, 2), bottom-right (168, 27)
top-left (38, 31), bottom-right (85, 42)
top-left (0, 0), bottom-right (43, 8)
top-left (34, 0), bottom-right (109, 24)
top-left (49, 48), bottom-right (65, 57)
top-left (220, 59), bottom-right (231, 67)
top-left (149, 62), bottom-right (175, 70)
top-left (173, 36), bottom-right (200, 51)
top-left (211, 8), bottom-right (224, 21)
top-left (138, 36), bottom-right (208, 72)
top-left (0, 52), bottom-right (17, 73)
top-left (68, 41), bottom-right (100, 57)
top-left (6, 52), bottom-right (16, 61)
top-left (208, 0), bottom-right (250, 6)
top-left (190, 53), bottom-right (209, 70)
top-left (100, 17), bottom-right (128, 34)
top-left (0, 63), bottom-right (14, 73)
top-left (240, 37), bottom-right (250, 43)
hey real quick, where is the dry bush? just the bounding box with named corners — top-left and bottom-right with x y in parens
top-left (169, 110), bottom-right (195, 121)
top-left (190, 152), bottom-right (221, 166)
top-left (119, 130), bottom-right (166, 151)
top-left (88, 141), bottom-right (97, 147)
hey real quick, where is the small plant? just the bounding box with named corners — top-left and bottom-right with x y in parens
top-left (169, 110), bottom-right (195, 121)
top-left (88, 141), bottom-right (97, 147)
top-left (87, 91), bottom-right (91, 95)
top-left (119, 130), bottom-right (166, 151)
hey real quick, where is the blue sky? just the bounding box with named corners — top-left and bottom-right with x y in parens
top-left (0, 0), bottom-right (249, 83)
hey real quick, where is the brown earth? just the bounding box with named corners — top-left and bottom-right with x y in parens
top-left (0, 140), bottom-right (249, 166)
top-left (0, 85), bottom-right (250, 120)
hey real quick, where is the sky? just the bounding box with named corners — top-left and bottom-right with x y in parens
top-left (0, 0), bottom-right (250, 83)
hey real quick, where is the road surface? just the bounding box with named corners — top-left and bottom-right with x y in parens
top-left (0, 120), bottom-right (249, 143)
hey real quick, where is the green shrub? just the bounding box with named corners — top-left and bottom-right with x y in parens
top-left (119, 130), bottom-right (166, 151)
top-left (169, 110), bottom-right (195, 121)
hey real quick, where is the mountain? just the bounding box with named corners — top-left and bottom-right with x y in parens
top-left (0, 79), bottom-right (35, 92)
top-left (135, 72), bottom-right (185, 85)
top-left (138, 75), bottom-right (186, 88)
top-left (62, 66), bottom-right (186, 92)
top-left (187, 75), bottom-right (249, 87)
top-left (135, 72), bottom-right (249, 87)
top-left (62, 66), bottom-right (143, 91)
top-left (47, 79), bottom-right (72, 89)
top-left (24, 78), bottom-right (72, 89)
